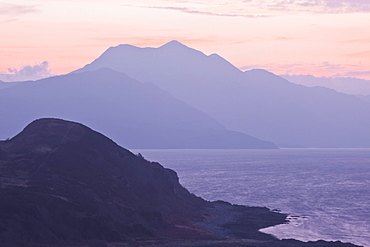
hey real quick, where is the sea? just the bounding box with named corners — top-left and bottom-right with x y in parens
top-left (133, 148), bottom-right (370, 247)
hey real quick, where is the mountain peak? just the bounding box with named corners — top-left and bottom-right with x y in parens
top-left (244, 68), bottom-right (282, 80)
top-left (9, 118), bottom-right (117, 151)
top-left (115, 43), bottom-right (138, 49)
top-left (244, 68), bottom-right (273, 75)
top-left (159, 40), bottom-right (189, 49)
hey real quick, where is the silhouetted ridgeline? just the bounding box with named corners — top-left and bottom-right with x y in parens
top-left (0, 68), bottom-right (276, 149)
top-left (75, 41), bottom-right (370, 148)
top-left (0, 119), bottom-right (360, 246)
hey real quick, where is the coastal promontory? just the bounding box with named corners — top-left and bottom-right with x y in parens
top-left (0, 119), bottom-right (360, 247)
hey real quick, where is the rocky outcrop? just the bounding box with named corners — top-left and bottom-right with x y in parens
top-left (0, 119), bottom-right (360, 246)
top-left (0, 118), bottom-right (209, 246)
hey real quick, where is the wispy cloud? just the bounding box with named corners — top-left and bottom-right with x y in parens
top-left (0, 61), bottom-right (52, 82)
top-left (275, 36), bottom-right (292, 40)
top-left (239, 61), bottom-right (370, 79)
top-left (243, 0), bottom-right (370, 13)
top-left (93, 36), bottom-right (217, 47)
top-left (340, 70), bottom-right (370, 78)
top-left (347, 50), bottom-right (370, 59)
top-left (121, 2), bottom-right (271, 18)
top-left (0, 18), bottom-right (16, 23)
top-left (126, 0), bottom-right (370, 16)
top-left (0, 3), bottom-right (39, 16)
top-left (142, 5), bottom-right (270, 18)
top-left (341, 38), bottom-right (370, 44)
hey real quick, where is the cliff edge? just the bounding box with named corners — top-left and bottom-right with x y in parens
top-left (0, 119), bottom-right (359, 247)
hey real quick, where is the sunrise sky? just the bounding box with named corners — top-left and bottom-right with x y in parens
top-left (1, 0), bottom-right (370, 80)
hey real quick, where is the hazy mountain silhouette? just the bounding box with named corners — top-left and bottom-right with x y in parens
top-left (241, 69), bottom-right (370, 148)
top-left (0, 118), bottom-right (359, 247)
top-left (281, 74), bottom-right (370, 96)
top-left (357, 94), bottom-right (370, 103)
top-left (0, 80), bottom-right (20, 90)
top-left (75, 41), bottom-right (370, 148)
top-left (0, 68), bottom-right (276, 149)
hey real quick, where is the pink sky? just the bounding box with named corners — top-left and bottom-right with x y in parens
top-left (1, 0), bottom-right (370, 80)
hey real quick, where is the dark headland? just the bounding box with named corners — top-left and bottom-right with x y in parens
top-left (0, 119), bottom-right (360, 247)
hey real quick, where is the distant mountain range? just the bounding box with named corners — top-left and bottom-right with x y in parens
top-left (0, 68), bottom-right (276, 149)
top-left (74, 40), bottom-right (370, 148)
top-left (358, 94), bottom-right (370, 103)
top-left (281, 74), bottom-right (370, 96)
top-left (0, 80), bottom-right (20, 90)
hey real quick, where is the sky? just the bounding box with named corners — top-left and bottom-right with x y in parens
top-left (1, 0), bottom-right (370, 81)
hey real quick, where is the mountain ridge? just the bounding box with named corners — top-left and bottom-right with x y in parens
top-left (0, 67), bottom-right (277, 149)
top-left (74, 40), bottom-right (370, 148)
top-left (281, 74), bottom-right (370, 95)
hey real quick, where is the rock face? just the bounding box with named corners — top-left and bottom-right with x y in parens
top-left (0, 118), bottom-right (209, 245)
top-left (0, 119), bottom-right (360, 247)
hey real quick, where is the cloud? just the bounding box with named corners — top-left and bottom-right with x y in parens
top-left (123, 0), bottom-right (370, 19)
top-left (239, 61), bottom-right (370, 80)
top-left (123, 1), bottom-right (270, 18)
top-left (340, 70), bottom-right (370, 78)
top-left (0, 18), bottom-right (16, 23)
top-left (0, 3), bottom-right (39, 16)
top-left (341, 38), bottom-right (370, 44)
top-left (347, 50), bottom-right (370, 59)
top-left (248, 0), bottom-right (370, 13)
top-left (93, 36), bottom-right (217, 47)
top-left (0, 61), bottom-right (52, 82)
top-left (142, 5), bottom-right (270, 18)
top-left (275, 36), bottom-right (295, 40)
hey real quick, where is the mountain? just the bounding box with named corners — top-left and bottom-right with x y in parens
top-left (75, 41), bottom-right (370, 148)
top-left (0, 80), bottom-right (20, 90)
top-left (0, 118), bottom-right (359, 246)
top-left (357, 94), bottom-right (370, 103)
top-left (281, 74), bottom-right (370, 96)
top-left (0, 68), bottom-right (276, 149)
top-left (0, 118), bottom-right (206, 245)
top-left (241, 69), bottom-right (370, 148)
top-left (73, 40), bottom-right (243, 108)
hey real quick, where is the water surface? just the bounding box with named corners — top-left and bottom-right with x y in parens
top-left (133, 148), bottom-right (370, 247)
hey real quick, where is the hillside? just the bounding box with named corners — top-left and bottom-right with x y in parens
top-left (0, 118), bottom-right (359, 247)
top-left (0, 68), bottom-right (276, 149)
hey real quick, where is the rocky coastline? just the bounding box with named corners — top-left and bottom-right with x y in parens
top-left (0, 119), bottom-right (361, 247)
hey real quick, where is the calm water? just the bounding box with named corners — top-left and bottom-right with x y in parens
top-left (133, 149), bottom-right (370, 247)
